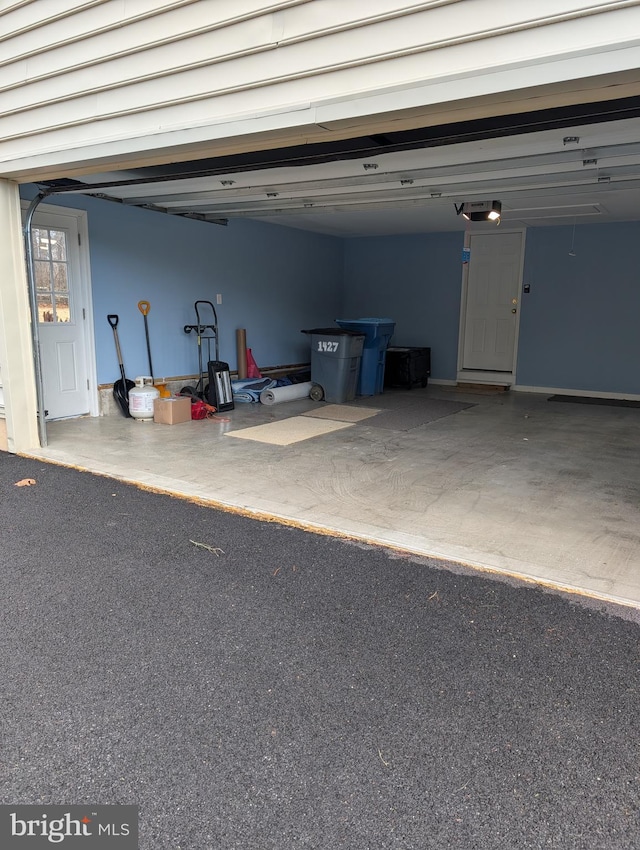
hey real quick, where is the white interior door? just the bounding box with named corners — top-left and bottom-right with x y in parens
top-left (31, 212), bottom-right (91, 420)
top-left (461, 231), bottom-right (524, 373)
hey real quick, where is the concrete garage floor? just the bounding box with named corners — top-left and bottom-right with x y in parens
top-left (24, 386), bottom-right (640, 609)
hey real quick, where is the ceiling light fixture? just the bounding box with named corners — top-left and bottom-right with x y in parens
top-left (455, 200), bottom-right (502, 222)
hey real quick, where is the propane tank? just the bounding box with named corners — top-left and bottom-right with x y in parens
top-left (129, 376), bottom-right (160, 421)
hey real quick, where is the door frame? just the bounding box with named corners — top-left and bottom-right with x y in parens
top-left (21, 200), bottom-right (99, 418)
top-left (456, 226), bottom-right (526, 385)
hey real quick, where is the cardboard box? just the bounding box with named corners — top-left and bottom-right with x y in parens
top-left (154, 396), bottom-right (192, 424)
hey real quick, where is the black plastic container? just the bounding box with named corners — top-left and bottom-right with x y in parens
top-left (384, 347), bottom-right (431, 389)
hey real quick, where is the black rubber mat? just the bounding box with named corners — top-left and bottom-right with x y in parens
top-left (548, 394), bottom-right (640, 408)
top-left (1, 453), bottom-right (638, 850)
top-left (365, 398), bottom-right (475, 430)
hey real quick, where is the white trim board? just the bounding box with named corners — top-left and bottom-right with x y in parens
top-left (513, 385), bottom-right (640, 401)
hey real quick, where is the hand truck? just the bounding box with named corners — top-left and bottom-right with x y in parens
top-left (183, 300), bottom-right (234, 411)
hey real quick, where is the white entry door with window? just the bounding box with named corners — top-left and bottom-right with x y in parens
top-left (459, 230), bottom-right (525, 379)
top-left (28, 206), bottom-right (96, 420)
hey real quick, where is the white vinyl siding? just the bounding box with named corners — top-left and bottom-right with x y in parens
top-left (1, 1), bottom-right (640, 178)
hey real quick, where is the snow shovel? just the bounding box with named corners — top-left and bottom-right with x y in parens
top-left (137, 300), bottom-right (154, 379)
top-left (138, 300), bottom-right (169, 397)
top-left (107, 314), bottom-right (134, 417)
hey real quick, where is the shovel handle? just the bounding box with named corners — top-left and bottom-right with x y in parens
top-left (107, 314), bottom-right (125, 364)
top-left (138, 300), bottom-right (150, 316)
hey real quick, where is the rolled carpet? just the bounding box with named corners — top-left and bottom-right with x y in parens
top-left (260, 382), bottom-right (314, 405)
top-left (232, 378), bottom-right (276, 403)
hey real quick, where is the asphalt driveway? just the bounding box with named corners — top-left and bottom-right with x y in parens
top-left (1, 453), bottom-right (638, 849)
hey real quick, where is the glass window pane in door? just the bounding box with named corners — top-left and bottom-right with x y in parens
top-left (35, 261), bottom-right (50, 290)
top-left (37, 294), bottom-right (54, 322)
top-left (33, 228), bottom-right (50, 261)
top-left (49, 230), bottom-right (67, 261)
top-left (53, 262), bottom-right (69, 292)
top-left (55, 295), bottom-right (70, 322)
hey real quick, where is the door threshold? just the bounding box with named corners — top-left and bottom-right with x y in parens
top-left (456, 382), bottom-right (510, 394)
top-left (457, 370), bottom-right (513, 386)
top-left (46, 412), bottom-right (92, 422)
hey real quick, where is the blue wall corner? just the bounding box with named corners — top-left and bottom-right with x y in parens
top-left (341, 232), bottom-right (464, 381)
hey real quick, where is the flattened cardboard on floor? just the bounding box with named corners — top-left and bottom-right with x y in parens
top-left (154, 396), bottom-right (192, 424)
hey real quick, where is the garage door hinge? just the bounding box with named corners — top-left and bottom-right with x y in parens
top-left (78, 232), bottom-right (81, 246)
top-left (87, 379), bottom-right (90, 390)
top-left (82, 308), bottom-right (86, 319)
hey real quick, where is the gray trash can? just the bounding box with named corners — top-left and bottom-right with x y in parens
top-left (302, 328), bottom-right (365, 403)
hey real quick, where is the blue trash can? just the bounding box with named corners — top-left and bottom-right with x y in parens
top-left (335, 318), bottom-right (396, 396)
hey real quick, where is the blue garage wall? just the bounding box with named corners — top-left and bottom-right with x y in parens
top-left (21, 188), bottom-right (343, 385)
top-left (343, 225), bottom-right (640, 395)
top-left (21, 185), bottom-right (640, 396)
top-left (342, 233), bottom-right (464, 381)
top-left (517, 222), bottom-right (640, 394)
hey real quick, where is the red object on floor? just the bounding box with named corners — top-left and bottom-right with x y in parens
top-left (246, 348), bottom-right (262, 378)
top-left (191, 400), bottom-right (216, 420)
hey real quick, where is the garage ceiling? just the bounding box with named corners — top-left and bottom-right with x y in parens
top-left (37, 97), bottom-right (640, 237)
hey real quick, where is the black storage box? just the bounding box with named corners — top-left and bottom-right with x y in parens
top-left (384, 347), bottom-right (431, 389)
